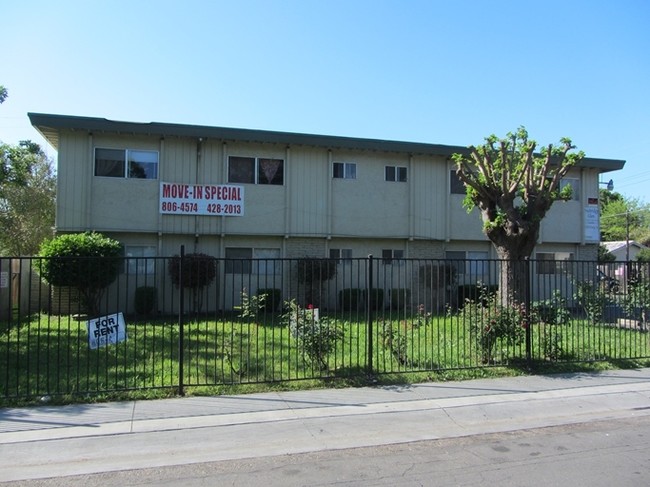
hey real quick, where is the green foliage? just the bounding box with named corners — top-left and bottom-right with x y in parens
top-left (283, 299), bottom-right (343, 370)
top-left (134, 286), bottom-right (156, 315)
top-left (600, 189), bottom-right (650, 244)
top-left (460, 286), bottom-right (526, 363)
top-left (38, 232), bottom-right (123, 316)
top-left (574, 280), bottom-right (610, 325)
top-left (598, 244), bottom-right (616, 263)
top-left (531, 291), bottom-right (571, 360)
top-left (257, 288), bottom-right (281, 313)
top-left (622, 272), bottom-right (650, 324)
top-left (0, 85), bottom-right (7, 104)
top-left (168, 252), bottom-right (217, 314)
top-left (235, 288), bottom-right (267, 319)
top-left (364, 288), bottom-right (384, 310)
top-left (168, 252), bottom-right (217, 289)
top-left (636, 249), bottom-right (650, 263)
top-left (296, 258), bottom-right (337, 284)
top-left (0, 141), bottom-right (56, 255)
top-left (389, 288), bottom-right (411, 311)
top-left (339, 288), bottom-right (362, 310)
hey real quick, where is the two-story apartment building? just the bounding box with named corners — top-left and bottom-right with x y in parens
top-left (28, 113), bottom-right (624, 311)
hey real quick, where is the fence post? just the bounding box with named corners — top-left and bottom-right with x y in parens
top-left (366, 254), bottom-right (374, 376)
top-left (525, 256), bottom-right (532, 368)
top-left (178, 245), bottom-right (185, 396)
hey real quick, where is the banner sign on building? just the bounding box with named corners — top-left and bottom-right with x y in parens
top-left (584, 199), bottom-right (600, 243)
top-left (160, 182), bottom-right (244, 216)
top-left (88, 312), bottom-right (127, 349)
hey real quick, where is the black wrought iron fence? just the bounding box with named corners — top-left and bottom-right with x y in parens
top-left (1, 252), bottom-right (649, 400)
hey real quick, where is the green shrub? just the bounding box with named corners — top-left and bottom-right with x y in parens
top-left (257, 288), bottom-right (281, 313)
top-left (282, 300), bottom-right (343, 370)
top-left (364, 288), bottom-right (384, 310)
top-left (134, 286), bottom-right (156, 315)
top-left (339, 288), bottom-right (362, 311)
top-left (389, 288), bottom-right (411, 311)
top-left (461, 286), bottom-right (526, 363)
top-left (38, 232), bottom-right (123, 316)
top-left (235, 289), bottom-right (266, 320)
top-left (457, 284), bottom-right (498, 306)
top-left (168, 252), bottom-right (217, 313)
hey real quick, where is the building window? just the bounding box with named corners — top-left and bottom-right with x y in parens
top-left (228, 156), bottom-right (284, 185)
top-left (385, 166), bottom-right (407, 182)
top-left (330, 248), bottom-right (353, 263)
top-left (445, 250), bottom-right (489, 276)
top-left (560, 178), bottom-right (580, 201)
top-left (225, 247), bottom-right (253, 274)
top-left (536, 252), bottom-right (574, 275)
top-left (95, 148), bottom-right (158, 179)
top-left (125, 245), bottom-right (156, 275)
top-left (333, 162), bottom-right (356, 179)
top-left (450, 170), bottom-right (465, 194)
top-left (382, 249), bottom-right (404, 264)
top-left (254, 248), bottom-right (281, 275)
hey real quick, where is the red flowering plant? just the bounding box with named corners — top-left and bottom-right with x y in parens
top-left (461, 284), bottom-right (526, 364)
top-left (282, 299), bottom-right (342, 370)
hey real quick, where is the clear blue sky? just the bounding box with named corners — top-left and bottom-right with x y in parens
top-left (2, 0), bottom-right (649, 201)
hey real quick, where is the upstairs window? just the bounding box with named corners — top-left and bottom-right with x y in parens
top-left (559, 178), bottom-right (580, 201)
top-left (95, 148), bottom-right (158, 179)
top-left (228, 156), bottom-right (284, 185)
top-left (124, 245), bottom-right (157, 275)
top-left (450, 170), bottom-right (465, 194)
top-left (333, 162), bottom-right (356, 179)
top-left (385, 166), bottom-right (407, 182)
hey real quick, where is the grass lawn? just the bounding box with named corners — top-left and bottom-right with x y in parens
top-left (1, 311), bottom-right (649, 407)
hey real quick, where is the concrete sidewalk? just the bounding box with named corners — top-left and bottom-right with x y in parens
top-left (1, 368), bottom-right (650, 482)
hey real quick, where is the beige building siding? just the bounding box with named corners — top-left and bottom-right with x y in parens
top-left (288, 147), bottom-right (329, 237)
top-left (56, 132), bottom-right (92, 231)
top-left (410, 155), bottom-right (448, 239)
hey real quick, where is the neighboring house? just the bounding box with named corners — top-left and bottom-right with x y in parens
top-left (602, 241), bottom-right (648, 262)
top-left (28, 113), bottom-right (625, 310)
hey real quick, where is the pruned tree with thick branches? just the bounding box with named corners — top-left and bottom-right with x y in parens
top-left (452, 127), bottom-right (585, 303)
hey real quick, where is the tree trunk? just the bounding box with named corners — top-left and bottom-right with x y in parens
top-left (492, 239), bottom-right (536, 306)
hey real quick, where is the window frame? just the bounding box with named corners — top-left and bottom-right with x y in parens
top-left (449, 170), bottom-right (466, 194)
top-left (329, 248), bottom-right (353, 264)
top-left (94, 148), bottom-right (159, 180)
top-left (382, 249), bottom-right (404, 265)
top-left (445, 250), bottom-right (489, 276)
top-left (385, 165), bottom-right (407, 182)
top-left (536, 252), bottom-right (574, 275)
top-left (228, 156), bottom-right (284, 185)
top-left (124, 245), bottom-right (157, 275)
top-left (559, 178), bottom-right (580, 201)
top-left (225, 247), bottom-right (253, 274)
top-left (333, 162), bottom-right (357, 180)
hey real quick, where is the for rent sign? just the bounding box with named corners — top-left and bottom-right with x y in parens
top-left (88, 312), bottom-right (127, 349)
top-left (160, 182), bottom-right (245, 216)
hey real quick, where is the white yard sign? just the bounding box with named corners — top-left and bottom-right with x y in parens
top-left (88, 312), bottom-right (127, 349)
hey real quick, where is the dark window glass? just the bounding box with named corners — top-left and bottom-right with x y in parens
top-left (95, 148), bottom-right (126, 177)
top-left (258, 158), bottom-right (284, 185)
top-left (225, 247), bottom-right (253, 274)
top-left (228, 157), bottom-right (256, 183)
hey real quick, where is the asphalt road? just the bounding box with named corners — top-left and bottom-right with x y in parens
top-left (2, 416), bottom-right (649, 487)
